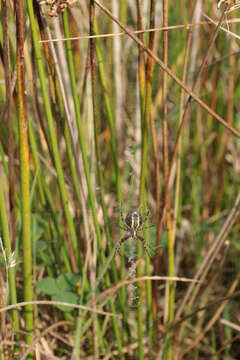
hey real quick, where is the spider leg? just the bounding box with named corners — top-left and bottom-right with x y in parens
top-left (120, 207), bottom-right (125, 225)
top-left (116, 234), bottom-right (131, 256)
top-left (137, 235), bottom-right (152, 257)
top-left (142, 209), bottom-right (150, 224)
top-left (119, 225), bottom-right (128, 231)
top-left (145, 209), bottom-right (150, 218)
top-left (138, 209), bottom-right (150, 231)
top-left (142, 224), bottom-right (155, 229)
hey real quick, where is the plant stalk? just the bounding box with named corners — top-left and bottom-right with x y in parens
top-left (16, 0), bottom-right (34, 351)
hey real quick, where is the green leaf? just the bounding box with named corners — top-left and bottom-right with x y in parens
top-left (35, 277), bottom-right (59, 295)
top-left (56, 273), bottom-right (80, 292)
top-left (149, 226), bottom-right (156, 247)
top-left (160, 233), bottom-right (168, 249)
top-left (34, 239), bottom-right (46, 252)
top-left (52, 291), bottom-right (79, 312)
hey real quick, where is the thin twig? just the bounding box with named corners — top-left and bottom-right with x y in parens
top-left (0, 300), bottom-right (121, 317)
top-left (39, 18), bottom-right (240, 43)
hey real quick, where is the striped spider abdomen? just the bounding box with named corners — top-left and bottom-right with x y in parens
top-left (125, 211), bottom-right (143, 231)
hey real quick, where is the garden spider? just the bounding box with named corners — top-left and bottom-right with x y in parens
top-left (116, 208), bottom-right (152, 257)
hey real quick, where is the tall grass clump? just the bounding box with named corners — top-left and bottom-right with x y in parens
top-left (0, 0), bottom-right (240, 359)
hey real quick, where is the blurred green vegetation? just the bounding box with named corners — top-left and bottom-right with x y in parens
top-left (0, 0), bottom-right (240, 359)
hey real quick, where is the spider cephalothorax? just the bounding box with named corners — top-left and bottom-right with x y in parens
top-left (116, 209), bottom-right (151, 257)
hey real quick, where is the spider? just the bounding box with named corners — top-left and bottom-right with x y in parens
top-left (116, 208), bottom-right (152, 257)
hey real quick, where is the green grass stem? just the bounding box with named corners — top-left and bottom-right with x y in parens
top-left (0, 0), bottom-right (20, 341)
top-left (0, 172), bottom-right (19, 334)
top-left (26, 0), bottom-right (80, 272)
top-left (28, 118), bottom-right (72, 273)
top-left (62, 9), bottom-right (124, 358)
top-left (17, 0), bottom-right (33, 352)
top-left (93, 19), bottom-right (130, 339)
top-left (1, 1), bottom-right (239, 358)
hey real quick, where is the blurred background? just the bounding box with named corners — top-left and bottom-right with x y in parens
top-left (1, 0), bottom-right (240, 359)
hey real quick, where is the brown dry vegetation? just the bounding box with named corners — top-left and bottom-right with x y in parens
top-left (1, 0), bottom-right (240, 359)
